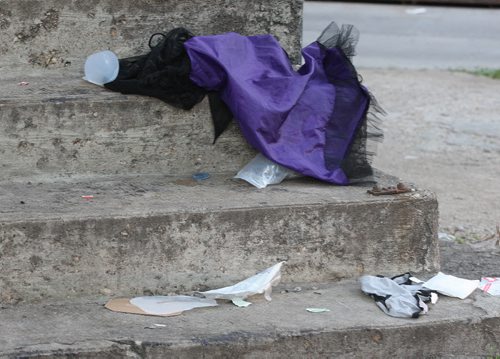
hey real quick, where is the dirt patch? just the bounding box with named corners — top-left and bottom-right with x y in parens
top-left (28, 50), bottom-right (70, 68)
top-left (0, 7), bottom-right (12, 30)
top-left (15, 9), bottom-right (59, 43)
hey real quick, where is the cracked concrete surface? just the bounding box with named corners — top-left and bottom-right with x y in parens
top-left (1, 281), bottom-right (499, 358)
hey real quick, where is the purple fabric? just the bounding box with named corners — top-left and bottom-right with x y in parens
top-left (185, 33), bottom-right (369, 184)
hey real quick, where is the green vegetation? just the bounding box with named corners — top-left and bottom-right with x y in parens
top-left (467, 68), bottom-right (500, 80)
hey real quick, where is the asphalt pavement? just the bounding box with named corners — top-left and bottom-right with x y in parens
top-left (304, 1), bottom-right (500, 69)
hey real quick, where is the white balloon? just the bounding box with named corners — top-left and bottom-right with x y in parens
top-left (83, 50), bottom-right (119, 86)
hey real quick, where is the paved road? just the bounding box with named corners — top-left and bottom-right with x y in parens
top-left (304, 1), bottom-right (500, 69)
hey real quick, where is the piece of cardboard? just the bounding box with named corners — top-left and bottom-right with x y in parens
top-left (105, 298), bottom-right (183, 317)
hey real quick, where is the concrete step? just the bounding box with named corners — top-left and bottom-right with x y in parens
top-left (0, 0), bottom-right (302, 75)
top-left (0, 75), bottom-right (255, 181)
top-left (0, 171), bottom-right (438, 305)
top-left (1, 280), bottom-right (498, 358)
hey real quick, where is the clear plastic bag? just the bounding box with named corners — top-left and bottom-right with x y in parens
top-left (200, 262), bottom-right (284, 301)
top-left (235, 153), bottom-right (293, 189)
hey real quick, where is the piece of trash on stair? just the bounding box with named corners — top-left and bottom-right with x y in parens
top-left (360, 273), bottom-right (436, 318)
top-left (105, 296), bottom-right (217, 317)
top-left (479, 277), bottom-right (500, 296)
top-left (200, 262), bottom-right (284, 301)
top-left (306, 308), bottom-right (330, 313)
top-left (101, 22), bottom-right (382, 186)
top-left (422, 272), bottom-right (479, 299)
top-left (367, 183), bottom-right (412, 196)
top-left (192, 172), bottom-right (210, 181)
top-left (144, 323), bottom-right (167, 329)
top-left (232, 298), bottom-right (252, 307)
top-left (235, 154), bottom-right (293, 189)
top-left (83, 50), bottom-right (119, 86)
top-left (438, 232), bottom-right (456, 241)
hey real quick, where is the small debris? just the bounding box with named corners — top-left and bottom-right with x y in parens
top-left (81, 195), bottom-right (94, 200)
top-left (17, 81), bottom-right (30, 86)
top-left (99, 288), bottom-right (112, 296)
top-left (313, 291), bottom-right (323, 295)
top-left (232, 298), bottom-right (252, 307)
top-left (479, 277), bottom-right (500, 296)
top-left (145, 323), bottom-right (167, 329)
top-left (367, 182), bottom-right (412, 196)
top-left (469, 226), bottom-right (500, 249)
top-left (438, 232), bottom-right (456, 241)
top-left (20, 201), bottom-right (25, 204)
top-left (306, 308), bottom-right (330, 313)
top-left (192, 172), bottom-right (210, 181)
top-left (293, 286), bottom-right (302, 293)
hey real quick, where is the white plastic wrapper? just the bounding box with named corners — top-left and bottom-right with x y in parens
top-left (422, 272), bottom-right (479, 299)
top-left (200, 262), bottom-right (284, 301)
top-left (479, 277), bottom-right (500, 296)
top-left (235, 154), bottom-right (294, 189)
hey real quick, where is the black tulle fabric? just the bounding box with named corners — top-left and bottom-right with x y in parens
top-left (104, 28), bottom-right (232, 142)
top-left (317, 22), bottom-right (384, 181)
top-left (104, 23), bottom-right (383, 182)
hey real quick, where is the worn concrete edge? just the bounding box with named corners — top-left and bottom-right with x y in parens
top-left (8, 321), bottom-right (500, 358)
top-left (3, 306), bottom-right (500, 358)
top-left (0, 192), bottom-right (437, 224)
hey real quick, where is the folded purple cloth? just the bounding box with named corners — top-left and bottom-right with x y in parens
top-left (185, 31), bottom-right (370, 184)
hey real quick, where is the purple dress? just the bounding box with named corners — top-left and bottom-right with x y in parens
top-left (185, 30), bottom-right (371, 185)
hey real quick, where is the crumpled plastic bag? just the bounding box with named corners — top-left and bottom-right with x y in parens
top-left (360, 273), bottom-right (435, 318)
top-left (235, 154), bottom-right (294, 189)
top-left (200, 262), bottom-right (284, 301)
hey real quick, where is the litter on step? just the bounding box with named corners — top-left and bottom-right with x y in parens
top-left (84, 21), bottom-right (384, 188)
top-left (361, 272), bottom-right (490, 318)
top-left (105, 262), bottom-right (284, 317)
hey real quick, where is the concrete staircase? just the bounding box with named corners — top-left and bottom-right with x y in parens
top-left (2, 1), bottom-right (492, 358)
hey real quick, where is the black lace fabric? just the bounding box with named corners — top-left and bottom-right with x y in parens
top-left (105, 28), bottom-right (206, 110)
top-left (104, 28), bottom-right (233, 143)
top-left (317, 22), bottom-right (384, 182)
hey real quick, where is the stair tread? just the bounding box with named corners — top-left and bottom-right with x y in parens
top-left (0, 171), bottom-right (424, 222)
top-left (0, 280), bottom-right (498, 357)
top-left (0, 73), bottom-right (144, 105)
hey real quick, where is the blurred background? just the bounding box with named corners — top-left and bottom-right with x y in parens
top-left (303, 1), bottom-right (499, 270)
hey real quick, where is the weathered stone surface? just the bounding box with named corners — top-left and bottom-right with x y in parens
top-left (0, 76), bottom-right (255, 181)
top-left (0, 0), bottom-right (303, 75)
top-left (0, 172), bottom-right (439, 304)
top-left (1, 281), bottom-right (499, 358)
